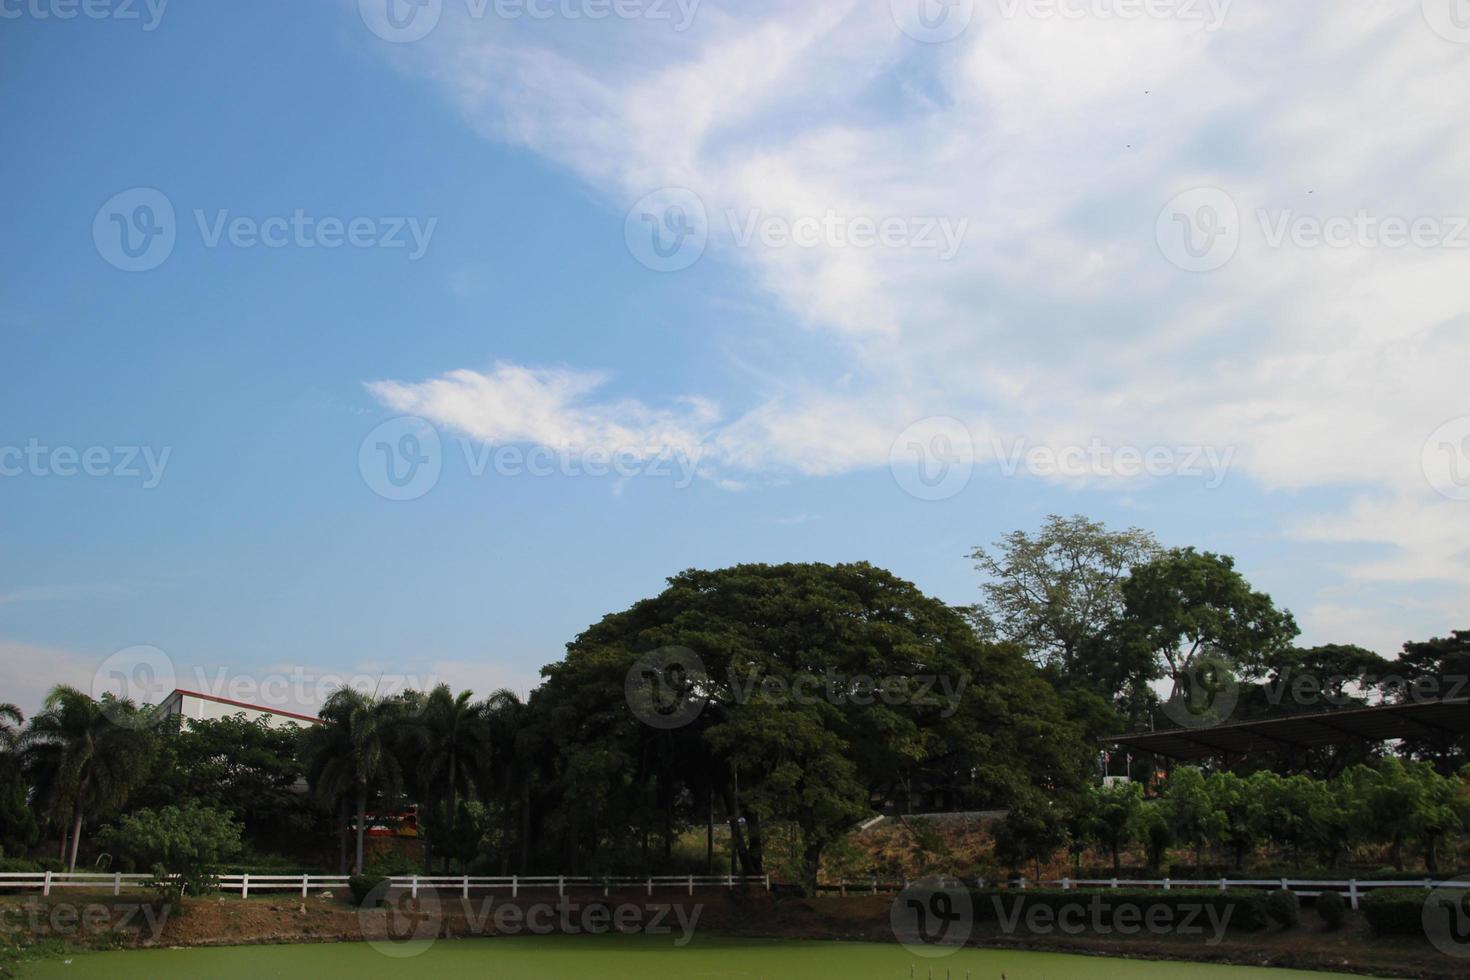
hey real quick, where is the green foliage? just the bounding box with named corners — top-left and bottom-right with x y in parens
top-left (993, 788), bottom-right (1069, 877)
top-left (540, 561), bottom-right (1089, 895)
top-left (300, 688), bottom-right (409, 874)
top-left (969, 514), bottom-right (1161, 689)
top-left (96, 802), bottom-right (243, 905)
top-left (20, 686), bottom-right (160, 871)
top-left (1263, 889), bottom-right (1300, 928)
top-left (1360, 889), bottom-right (1433, 936)
top-left (1315, 889), bottom-right (1346, 930)
top-left (1087, 781), bottom-right (1143, 873)
top-left (1120, 548), bottom-right (1299, 688)
top-left (1162, 767), bottom-right (1224, 869)
top-left (128, 714), bottom-right (309, 844)
top-left (348, 874), bottom-right (389, 907)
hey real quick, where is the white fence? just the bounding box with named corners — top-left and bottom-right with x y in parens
top-left (819, 875), bottom-right (1470, 910)
top-left (0, 871), bottom-right (769, 899)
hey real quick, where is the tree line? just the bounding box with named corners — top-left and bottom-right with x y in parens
top-left (1, 516), bottom-right (1466, 893)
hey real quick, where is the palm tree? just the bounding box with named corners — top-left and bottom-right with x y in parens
top-left (410, 685), bottom-right (492, 871)
top-left (301, 687), bottom-right (406, 875)
top-left (483, 689), bottom-right (539, 873)
top-left (20, 686), bottom-right (156, 871)
top-left (0, 703), bottom-right (21, 755)
top-left (0, 703), bottom-right (21, 744)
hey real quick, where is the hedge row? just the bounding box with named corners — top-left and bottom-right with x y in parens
top-left (1361, 889), bottom-right (1433, 936)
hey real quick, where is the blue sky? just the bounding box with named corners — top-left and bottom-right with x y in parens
top-left (3, 1), bottom-right (1468, 715)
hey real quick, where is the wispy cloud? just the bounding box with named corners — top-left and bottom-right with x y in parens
top-left (361, 2), bottom-right (1470, 626)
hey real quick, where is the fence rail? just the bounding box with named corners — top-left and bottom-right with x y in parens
top-left (813, 874), bottom-right (1470, 910)
top-left (0, 871), bottom-right (770, 899)
top-left (11, 870), bottom-right (1464, 911)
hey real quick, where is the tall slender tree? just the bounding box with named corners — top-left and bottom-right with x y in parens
top-left (20, 686), bottom-right (157, 871)
top-left (301, 688), bottom-right (407, 874)
top-left (408, 685), bottom-right (493, 871)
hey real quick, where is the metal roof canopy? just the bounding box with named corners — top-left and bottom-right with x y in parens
top-left (1104, 698), bottom-right (1470, 761)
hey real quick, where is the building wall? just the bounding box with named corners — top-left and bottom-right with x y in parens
top-left (159, 690), bottom-right (316, 730)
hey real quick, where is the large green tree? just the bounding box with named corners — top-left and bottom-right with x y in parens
top-left (404, 685), bottom-right (494, 872)
top-left (0, 703), bottom-right (38, 856)
top-left (301, 688), bottom-right (407, 874)
top-left (20, 686), bottom-right (158, 871)
top-left (538, 561), bottom-right (1089, 895)
top-left (1120, 548), bottom-right (1299, 696)
top-left (970, 515), bottom-right (1161, 690)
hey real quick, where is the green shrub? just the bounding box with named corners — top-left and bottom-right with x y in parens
top-left (0, 857), bottom-right (39, 873)
top-left (971, 888), bottom-right (1269, 934)
top-left (349, 874), bottom-right (389, 908)
top-left (1361, 889), bottom-right (1431, 936)
top-left (95, 803), bottom-right (243, 911)
top-left (1315, 890), bottom-right (1346, 930)
top-left (1263, 889), bottom-right (1300, 928)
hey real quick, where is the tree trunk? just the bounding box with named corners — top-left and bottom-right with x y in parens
top-left (338, 798), bottom-right (349, 875)
top-left (801, 839), bottom-right (824, 898)
top-left (518, 782), bottom-right (531, 874)
top-left (67, 811), bottom-right (83, 873)
top-left (355, 784), bottom-right (368, 875)
top-left (705, 786), bottom-right (714, 874)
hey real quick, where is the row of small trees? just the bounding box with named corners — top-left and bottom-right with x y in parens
top-left (1011, 761), bottom-right (1470, 878)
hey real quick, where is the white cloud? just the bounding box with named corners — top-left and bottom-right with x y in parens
top-left (362, 1), bottom-right (1470, 617)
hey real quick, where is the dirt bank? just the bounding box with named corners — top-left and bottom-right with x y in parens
top-left (1, 889), bottom-right (1460, 978)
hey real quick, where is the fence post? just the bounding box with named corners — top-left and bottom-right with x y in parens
top-left (242, 874), bottom-right (250, 899)
top-left (1163, 878), bottom-right (1171, 892)
top-left (411, 876), bottom-right (419, 900)
top-left (839, 878), bottom-right (846, 897)
top-left (42, 870), bottom-right (51, 897)
top-left (1109, 877), bottom-right (1117, 891)
top-left (764, 874), bottom-right (770, 892)
top-left (604, 878), bottom-right (609, 898)
top-left (462, 875), bottom-right (469, 900)
top-left (301, 874), bottom-right (309, 898)
top-left (688, 875), bottom-right (694, 896)
top-left (558, 875), bottom-right (565, 898)
top-left (647, 875), bottom-right (653, 896)
top-left (727, 873), bottom-right (733, 889)
top-left (872, 878), bottom-right (878, 896)
top-left (512, 875), bottom-right (519, 899)
top-left (1061, 877), bottom-right (1070, 891)
top-left (1020, 877), bottom-right (1027, 891)
top-left (114, 872), bottom-right (122, 897)
top-left (1219, 877), bottom-right (1227, 893)
top-left (1348, 880), bottom-right (1359, 911)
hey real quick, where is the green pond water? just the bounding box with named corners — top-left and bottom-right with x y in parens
top-left (17, 935), bottom-right (1373, 979)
